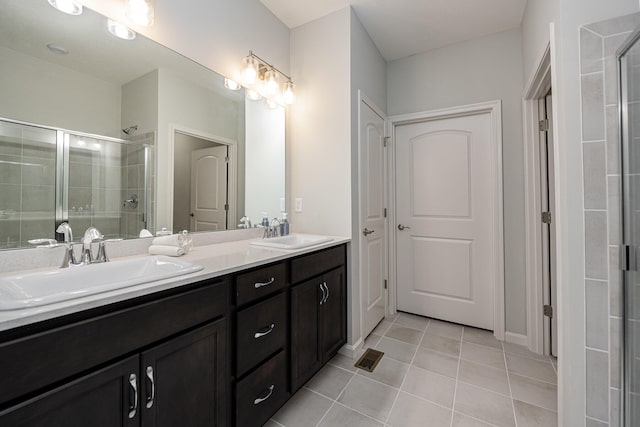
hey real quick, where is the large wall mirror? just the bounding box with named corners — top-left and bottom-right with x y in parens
top-left (0, 0), bottom-right (285, 249)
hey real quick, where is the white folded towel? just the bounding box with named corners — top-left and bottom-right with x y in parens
top-left (152, 234), bottom-right (183, 247)
top-left (148, 245), bottom-right (185, 257)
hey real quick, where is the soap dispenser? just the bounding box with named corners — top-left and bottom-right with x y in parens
top-left (280, 212), bottom-right (290, 236)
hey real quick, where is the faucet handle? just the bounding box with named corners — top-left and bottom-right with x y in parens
top-left (95, 238), bottom-right (123, 263)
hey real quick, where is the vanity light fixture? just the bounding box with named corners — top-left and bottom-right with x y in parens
top-left (47, 0), bottom-right (83, 15)
top-left (224, 78), bottom-right (241, 91)
top-left (108, 19), bottom-right (136, 40)
top-left (125, 0), bottom-right (155, 27)
top-left (241, 50), bottom-right (295, 104)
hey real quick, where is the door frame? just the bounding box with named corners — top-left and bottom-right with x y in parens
top-left (388, 100), bottom-right (505, 341)
top-left (167, 124), bottom-right (238, 232)
top-left (522, 44), bottom-right (558, 354)
top-left (357, 90), bottom-right (389, 341)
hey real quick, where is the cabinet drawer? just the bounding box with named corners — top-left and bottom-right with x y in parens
top-left (235, 262), bottom-right (287, 306)
top-left (0, 279), bottom-right (227, 406)
top-left (236, 293), bottom-right (287, 376)
top-left (291, 245), bottom-right (346, 283)
top-left (235, 351), bottom-right (288, 427)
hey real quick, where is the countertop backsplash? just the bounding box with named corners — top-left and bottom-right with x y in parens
top-left (0, 228), bottom-right (264, 274)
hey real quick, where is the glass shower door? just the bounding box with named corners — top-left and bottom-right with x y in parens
top-left (619, 29), bottom-right (640, 427)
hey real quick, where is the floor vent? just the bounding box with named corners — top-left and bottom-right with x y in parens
top-left (354, 348), bottom-right (384, 372)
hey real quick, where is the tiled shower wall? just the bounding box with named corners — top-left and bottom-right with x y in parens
top-left (580, 13), bottom-right (640, 426)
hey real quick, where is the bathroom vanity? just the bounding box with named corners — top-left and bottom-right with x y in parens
top-left (0, 239), bottom-right (348, 427)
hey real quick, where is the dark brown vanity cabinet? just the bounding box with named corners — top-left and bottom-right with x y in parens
top-left (0, 280), bottom-right (229, 427)
top-left (233, 263), bottom-right (290, 427)
top-left (290, 246), bottom-right (346, 391)
top-left (0, 243), bottom-right (348, 427)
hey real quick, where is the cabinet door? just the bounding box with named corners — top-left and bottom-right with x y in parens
top-left (0, 355), bottom-right (139, 427)
top-left (141, 319), bottom-right (227, 427)
top-left (321, 267), bottom-right (347, 360)
top-left (291, 278), bottom-right (322, 391)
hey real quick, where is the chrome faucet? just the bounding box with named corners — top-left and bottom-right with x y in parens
top-left (56, 222), bottom-right (79, 268)
top-left (263, 218), bottom-right (280, 239)
top-left (81, 227), bottom-right (104, 264)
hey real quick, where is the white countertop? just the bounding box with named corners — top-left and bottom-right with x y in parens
top-left (0, 235), bottom-right (350, 333)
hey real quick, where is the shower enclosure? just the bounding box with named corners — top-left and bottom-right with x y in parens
top-left (0, 117), bottom-right (153, 248)
top-left (619, 28), bottom-right (640, 427)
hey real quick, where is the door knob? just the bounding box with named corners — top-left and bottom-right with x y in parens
top-left (363, 228), bottom-right (375, 236)
top-left (397, 224), bottom-right (411, 231)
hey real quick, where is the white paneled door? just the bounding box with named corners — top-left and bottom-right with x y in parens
top-left (360, 96), bottom-right (388, 338)
top-left (190, 145), bottom-right (228, 231)
top-left (395, 111), bottom-right (498, 330)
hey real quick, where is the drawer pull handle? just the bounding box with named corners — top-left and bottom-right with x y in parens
top-left (254, 323), bottom-right (276, 338)
top-left (128, 373), bottom-right (138, 419)
top-left (145, 366), bottom-right (155, 409)
top-left (254, 277), bottom-right (275, 289)
top-left (319, 282), bottom-right (326, 305)
top-left (254, 385), bottom-right (275, 405)
top-left (323, 282), bottom-right (329, 303)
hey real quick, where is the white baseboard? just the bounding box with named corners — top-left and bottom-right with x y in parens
top-left (338, 338), bottom-right (363, 358)
top-left (505, 331), bottom-right (528, 347)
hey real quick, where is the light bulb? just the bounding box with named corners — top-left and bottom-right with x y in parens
top-left (283, 81), bottom-right (295, 105)
top-left (242, 56), bottom-right (258, 85)
top-left (224, 78), bottom-right (241, 91)
top-left (246, 90), bottom-right (262, 101)
top-left (108, 19), bottom-right (136, 40)
top-left (265, 69), bottom-right (279, 96)
top-left (47, 0), bottom-right (83, 15)
top-left (125, 0), bottom-right (155, 27)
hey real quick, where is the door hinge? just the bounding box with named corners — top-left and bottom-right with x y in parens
top-left (543, 305), bottom-right (553, 318)
top-left (539, 119), bottom-right (549, 132)
top-left (384, 279), bottom-right (387, 290)
top-left (384, 208), bottom-right (387, 218)
top-left (224, 204), bottom-right (229, 211)
top-left (383, 137), bottom-right (390, 147)
top-left (541, 211), bottom-right (552, 224)
top-left (621, 245), bottom-right (637, 271)
top-left (225, 156), bottom-right (229, 163)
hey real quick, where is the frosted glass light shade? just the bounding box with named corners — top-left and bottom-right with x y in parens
top-left (224, 78), bottom-right (241, 90)
top-left (125, 0), bottom-right (155, 27)
top-left (47, 0), bottom-right (83, 15)
top-left (242, 56), bottom-right (258, 85)
top-left (108, 19), bottom-right (136, 40)
top-left (283, 81), bottom-right (295, 105)
top-left (265, 69), bottom-right (279, 96)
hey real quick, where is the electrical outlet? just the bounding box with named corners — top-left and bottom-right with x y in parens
top-left (295, 198), bottom-right (303, 213)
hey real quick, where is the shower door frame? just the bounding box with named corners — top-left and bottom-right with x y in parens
top-left (0, 116), bottom-right (152, 244)
top-left (617, 26), bottom-right (640, 427)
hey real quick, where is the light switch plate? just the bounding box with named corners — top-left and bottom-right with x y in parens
top-left (295, 198), bottom-right (303, 213)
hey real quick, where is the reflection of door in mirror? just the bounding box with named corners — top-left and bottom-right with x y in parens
top-left (173, 131), bottom-right (234, 233)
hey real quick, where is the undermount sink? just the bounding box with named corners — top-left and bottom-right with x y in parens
top-left (0, 256), bottom-right (203, 311)
top-left (250, 234), bottom-right (333, 250)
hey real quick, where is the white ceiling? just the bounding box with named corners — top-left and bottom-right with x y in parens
top-left (260, 0), bottom-right (528, 61)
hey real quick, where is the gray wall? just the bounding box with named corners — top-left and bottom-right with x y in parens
top-left (387, 29), bottom-right (526, 336)
top-left (349, 7), bottom-right (388, 346)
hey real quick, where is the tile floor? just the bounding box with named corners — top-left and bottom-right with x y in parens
top-left (269, 312), bottom-right (558, 427)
